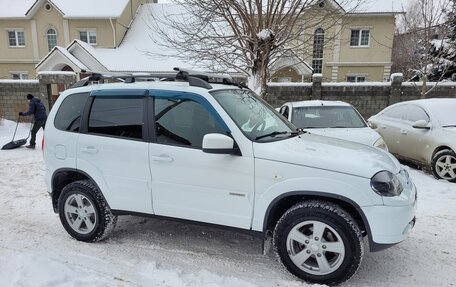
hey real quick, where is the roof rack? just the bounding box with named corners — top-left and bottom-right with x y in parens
top-left (70, 68), bottom-right (249, 90)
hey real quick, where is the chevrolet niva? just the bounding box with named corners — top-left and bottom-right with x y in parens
top-left (44, 71), bottom-right (416, 285)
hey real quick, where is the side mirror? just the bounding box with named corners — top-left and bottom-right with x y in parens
top-left (368, 121), bottom-right (378, 129)
top-left (412, 120), bottom-right (431, 129)
top-left (202, 133), bottom-right (236, 154)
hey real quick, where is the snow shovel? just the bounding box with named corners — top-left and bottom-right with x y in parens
top-left (1, 115), bottom-right (32, 150)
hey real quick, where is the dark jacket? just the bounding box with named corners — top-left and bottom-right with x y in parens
top-left (23, 96), bottom-right (47, 121)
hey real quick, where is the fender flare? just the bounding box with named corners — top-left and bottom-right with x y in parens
top-left (262, 191), bottom-right (385, 252)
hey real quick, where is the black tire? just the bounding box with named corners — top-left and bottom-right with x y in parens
top-left (273, 200), bottom-right (363, 286)
top-left (58, 180), bottom-right (117, 242)
top-left (431, 150), bottom-right (456, 182)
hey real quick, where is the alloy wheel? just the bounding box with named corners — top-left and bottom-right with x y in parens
top-left (64, 194), bottom-right (97, 235)
top-left (286, 220), bottom-right (345, 276)
top-left (435, 154), bottom-right (456, 180)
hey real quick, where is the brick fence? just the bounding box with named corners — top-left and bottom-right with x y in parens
top-left (267, 75), bottom-right (456, 118)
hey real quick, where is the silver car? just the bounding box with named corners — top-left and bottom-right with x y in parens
top-left (368, 98), bottom-right (456, 182)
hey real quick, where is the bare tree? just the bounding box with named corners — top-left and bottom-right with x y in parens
top-left (393, 0), bottom-right (451, 98)
top-left (145, 0), bottom-right (364, 96)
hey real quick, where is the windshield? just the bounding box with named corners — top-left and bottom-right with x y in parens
top-left (291, 106), bottom-right (366, 128)
top-left (211, 89), bottom-right (296, 141)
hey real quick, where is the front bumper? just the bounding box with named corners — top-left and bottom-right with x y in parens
top-left (362, 187), bottom-right (417, 251)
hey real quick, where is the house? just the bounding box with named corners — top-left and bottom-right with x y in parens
top-left (0, 0), bottom-right (150, 80)
top-left (271, 0), bottom-right (401, 82)
top-left (1, 0), bottom-right (399, 84)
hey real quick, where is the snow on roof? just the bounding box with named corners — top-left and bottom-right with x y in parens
top-left (54, 46), bottom-right (88, 70)
top-left (86, 3), bottom-right (201, 73)
top-left (346, 0), bottom-right (404, 14)
top-left (0, 0), bottom-right (129, 19)
top-left (51, 0), bottom-right (130, 18)
top-left (0, 0), bottom-right (35, 18)
top-left (289, 100), bottom-right (352, 108)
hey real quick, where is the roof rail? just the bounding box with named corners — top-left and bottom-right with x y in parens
top-left (69, 68), bottom-right (248, 90)
top-left (71, 73), bottom-right (103, 88)
top-left (173, 67), bottom-right (250, 90)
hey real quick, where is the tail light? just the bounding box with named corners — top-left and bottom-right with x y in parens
top-left (42, 135), bottom-right (45, 155)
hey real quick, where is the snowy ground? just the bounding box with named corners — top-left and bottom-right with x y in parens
top-left (0, 119), bottom-right (455, 287)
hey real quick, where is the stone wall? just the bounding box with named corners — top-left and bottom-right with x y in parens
top-left (267, 78), bottom-right (456, 119)
top-left (1, 75), bottom-right (455, 122)
top-left (0, 80), bottom-right (48, 122)
top-left (0, 73), bottom-right (76, 121)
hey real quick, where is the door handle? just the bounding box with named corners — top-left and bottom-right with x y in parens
top-left (401, 130), bottom-right (407, 135)
top-left (380, 125), bottom-right (386, 129)
top-left (80, 146), bottom-right (98, 154)
top-left (151, 154), bottom-right (174, 163)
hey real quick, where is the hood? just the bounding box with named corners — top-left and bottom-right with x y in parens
top-left (442, 126), bottom-right (456, 134)
top-left (304, 127), bottom-right (381, 146)
top-left (253, 133), bottom-right (400, 179)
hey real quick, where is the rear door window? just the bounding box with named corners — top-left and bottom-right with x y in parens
top-left (88, 97), bottom-right (145, 140)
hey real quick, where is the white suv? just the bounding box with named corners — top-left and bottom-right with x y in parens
top-left (44, 71), bottom-right (416, 285)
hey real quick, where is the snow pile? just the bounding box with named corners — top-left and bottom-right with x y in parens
top-left (312, 73), bottom-right (323, 80)
top-left (257, 29), bottom-right (273, 40)
top-left (390, 73), bottom-right (403, 81)
top-left (37, 71), bottom-right (77, 76)
top-left (1, 119), bottom-right (456, 286)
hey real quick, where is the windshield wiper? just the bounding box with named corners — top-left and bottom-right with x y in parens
top-left (255, 131), bottom-right (289, 140)
top-left (442, 125), bottom-right (456, 128)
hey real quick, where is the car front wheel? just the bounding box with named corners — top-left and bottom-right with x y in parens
top-left (58, 180), bottom-right (117, 242)
top-left (432, 150), bottom-right (456, 182)
top-left (273, 200), bottom-right (363, 285)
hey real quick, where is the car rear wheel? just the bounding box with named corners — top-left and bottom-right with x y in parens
top-left (58, 180), bottom-right (117, 242)
top-left (273, 200), bottom-right (363, 285)
top-left (432, 150), bottom-right (456, 182)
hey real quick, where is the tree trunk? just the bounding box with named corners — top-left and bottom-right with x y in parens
top-left (248, 73), bottom-right (263, 97)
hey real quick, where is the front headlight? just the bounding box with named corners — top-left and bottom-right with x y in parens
top-left (370, 170), bottom-right (403, 197)
top-left (374, 137), bottom-right (388, 151)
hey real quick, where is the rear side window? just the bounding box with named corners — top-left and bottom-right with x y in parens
top-left (383, 105), bottom-right (408, 120)
top-left (406, 105), bottom-right (429, 122)
top-left (54, 92), bottom-right (89, 132)
top-left (88, 97), bottom-right (144, 140)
